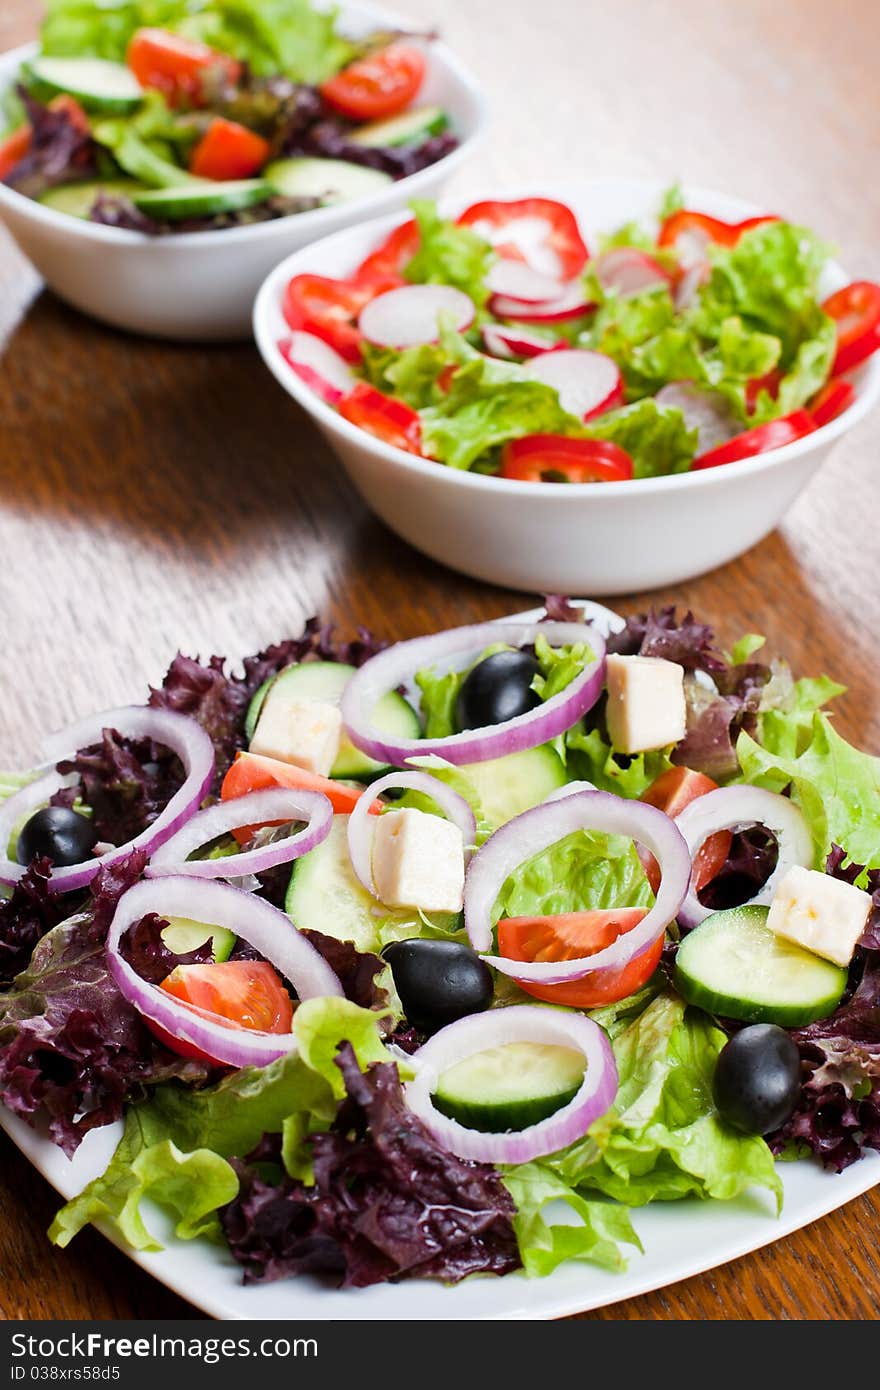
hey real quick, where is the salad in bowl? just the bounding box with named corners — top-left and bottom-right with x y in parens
top-left (2, 599), bottom-right (878, 1295)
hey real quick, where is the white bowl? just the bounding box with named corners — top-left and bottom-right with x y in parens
top-left (254, 177), bottom-right (880, 594)
top-left (0, 11), bottom-right (487, 340)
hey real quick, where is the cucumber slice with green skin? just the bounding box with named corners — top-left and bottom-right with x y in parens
top-left (160, 918), bottom-right (236, 962)
top-left (433, 1042), bottom-right (585, 1132)
top-left (132, 179), bottom-right (272, 220)
top-left (263, 157), bottom-right (392, 205)
top-left (246, 661), bottom-right (421, 781)
top-left (23, 56), bottom-right (144, 114)
top-left (38, 178), bottom-right (147, 220)
top-left (285, 815), bottom-right (459, 949)
top-left (349, 105), bottom-right (449, 148)
top-left (674, 905), bottom-right (848, 1027)
top-left (460, 746), bottom-right (568, 829)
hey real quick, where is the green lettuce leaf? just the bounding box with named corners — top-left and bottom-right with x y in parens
top-left (584, 399), bottom-right (698, 478)
top-left (565, 726), bottom-right (675, 798)
top-left (502, 1162), bottom-right (642, 1276)
top-left (492, 828), bottom-right (653, 926)
top-left (421, 371), bottom-right (583, 472)
top-left (404, 199), bottom-right (495, 308)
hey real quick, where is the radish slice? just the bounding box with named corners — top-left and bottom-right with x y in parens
top-left (482, 324), bottom-right (563, 359)
top-left (489, 281), bottom-right (591, 324)
top-left (674, 262), bottom-right (710, 311)
top-left (524, 349), bottom-right (624, 421)
top-left (359, 284), bottom-right (475, 348)
top-left (595, 247), bottom-right (672, 299)
top-left (655, 382), bottom-right (740, 454)
top-left (484, 260), bottom-right (565, 303)
top-left (278, 332), bottom-right (355, 405)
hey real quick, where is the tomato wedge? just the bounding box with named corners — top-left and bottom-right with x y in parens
top-left (500, 434), bottom-right (633, 484)
top-left (222, 752), bottom-right (382, 844)
top-left (640, 767), bottom-right (732, 896)
top-left (692, 409), bottom-right (816, 469)
top-left (822, 281), bottom-right (880, 374)
top-left (0, 125), bottom-right (32, 180)
top-left (153, 961), bottom-right (293, 1061)
top-left (354, 218), bottom-right (419, 294)
top-left (320, 43), bottom-right (425, 121)
top-left (188, 116), bottom-right (270, 179)
top-left (283, 274), bottom-right (371, 363)
top-left (809, 376), bottom-right (856, 428)
top-left (658, 209), bottom-right (779, 260)
top-left (456, 198), bottom-right (589, 280)
top-left (127, 28), bottom-right (241, 105)
top-left (338, 382), bottom-right (423, 454)
top-left (497, 908), bottom-right (661, 1008)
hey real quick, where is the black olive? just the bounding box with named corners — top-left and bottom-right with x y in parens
top-left (712, 1024), bottom-right (802, 1135)
top-left (17, 806), bottom-right (98, 868)
top-left (382, 939), bottom-right (494, 1034)
top-left (455, 649), bottom-right (541, 731)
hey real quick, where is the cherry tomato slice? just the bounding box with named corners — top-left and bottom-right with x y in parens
top-left (822, 281), bottom-right (880, 374)
top-left (320, 43), bottom-right (425, 121)
top-left (500, 434), bottom-right (633, 484)
top-left (354, 218), bottom-right (419, 294)
top-left (127, 28), bottom-right (241, 106)
top-left (497, 908), bottom-right (661, 1008)
top-left (0, 124), bottom-right (32, 180)
top-left (692, 409), bottom-right (816, 470)
top-left (640, 767), bottom-right (732, 896)
top-left (282, 273), bottom-right (370, 363)
top-left (222, 752), bottom-right (382, 843)
top-left (151, 961), bottom-right (294, 1062)
top-left (338, 381), bottom-right (423, 454)
top-left (809, 376), bottom-right (856, 428)
top-left (456, 197), bottom-right (589, 280)
top-left (188, 116), bottom-right (270, 180)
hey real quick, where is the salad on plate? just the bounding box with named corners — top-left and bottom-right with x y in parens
top-left (276, 189), bottom-right (880, 479)
top-left (1, 600), bottom-right (879, 1291)
top-left (0, 0), bottom-right (458, 233)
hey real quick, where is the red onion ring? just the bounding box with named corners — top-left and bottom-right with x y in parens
top-left (0, 708), bottom-right (215, 893)
top-left (340, 620), bottom-right (606, 768)
top-left (146, 787), bottom-right (333, 880)
top-left (405, 1005), bottom-right (618, 1163)
top-left (674, 786), bottom-right (813, 930)
top-left (346, 771), bottom-right (477, 898)
top-left (106, 876), bottom-right (343, 1067)
top-left (466, 790), bottom-right (690, 983)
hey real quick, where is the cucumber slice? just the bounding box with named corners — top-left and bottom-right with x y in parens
top-left (434, 1042), bottom-right (585, 1132)
top-left (38, 178), bottom-right (147, 220)
top-left (460, 746), bottom-right (568, 829)
top-left (263, 157), bottom-right (392, 206)
top-left (349, 105), bottom-right (448, 148)
top-left (24, 56), bottom-right (143, 113)
top-left (160, 917), bottom-right (235, 962)
top-left (132, 179), bottom-right (271, 220)
top-left (246, 661), bottom-right (421, 781)
top-left (675, 905), bottom-right (848, 1027)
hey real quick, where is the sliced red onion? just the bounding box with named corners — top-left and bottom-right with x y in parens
top-left (482, 324), bottom-right (563, 359)
top-left (467, 790), bottom-right (690, 982)
top-left (675, 786), bottom-right (813, 929)
top-left (595, 247), bottom-right (672, 299)
top-left (106, 876), bottom-right (343, 1067)
top-left (485, 261), bottom-right (565, 303)
top-left (359, 284), bottom-right (475, 348)
top-left (278, 332), bottom-right (355, 404)
top-left (340, 619), bottom-right (606, 768)
top-left (655, 382), bottom-right (740, 454)
top-left (523, 348), bottom-right (623, 421)
top-left (489, 282), bottom-right (592, 323)
top-left (0, 708), bottom-right (215, 893)
top-left (542, 779), bottom-right (597, 802)
top-left (405, 1005), bottom-right (618, 1163)
top-left (346, 771), bottom-right (476, 897)
top-left (146, 787), bottom-right (333, 881)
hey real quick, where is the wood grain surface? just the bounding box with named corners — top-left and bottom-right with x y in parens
top-left (1, 0), bottom-right (879, 1322)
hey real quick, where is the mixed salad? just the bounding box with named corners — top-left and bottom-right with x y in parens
top-left (2, 601), bottom-right (879, 1291)
top-left (277, 190), bottom-right (880, 479)
top-left (0, 0), bottom-right (458, 234)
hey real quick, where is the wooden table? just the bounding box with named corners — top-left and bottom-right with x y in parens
top-left (1, 0), bottom-right (879, 1322)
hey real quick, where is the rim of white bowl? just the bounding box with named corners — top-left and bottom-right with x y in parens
top-left (253, 176), bottom-right (880, 499)
top-left (0, 15), bottom-right (489, 249)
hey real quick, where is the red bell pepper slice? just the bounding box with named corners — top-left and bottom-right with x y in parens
top-left (456, 197), bottom-right (589, 279)
top-left (338, 382), bottom-right (423, 454)
top-left (353, 218), bottom-right (419, 294)
top-left (282, 274), bottom-right (372, 363)
top-left (692, 409), bottom-right (816, 469)
top-left (809, 377), bottom-right (856, 428)
top-left (659, 209), bottom-right (779, 259)
top-left (189, 117), bottom-right (270, 179)
top-left (500, 434), bottom-right (633, 484)
top-left (822, 280), bottom-right (880, 374)
top-left (320, 43), bottom-right (425, 122)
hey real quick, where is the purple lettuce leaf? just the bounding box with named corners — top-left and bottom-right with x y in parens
top-left (287, 117), bottom-right (458, 179)
top-left (51, 730), bottom-right (184, 845)
top-left (697, 827), bottom-right (779, 914)
top-left (4, 86), bottom-right (99, 197)
top-left (606, 607), bottom-right (726, 675)
top-left (220, 1043), bottom-right (520, 1288)
top-left (90, 191), bottom-right (322, 236)
top-left (825, 845), bottom-right (880, 950)
top-left (299, 929), bottom-right (387, 1013)
top-left (0, 857), bottom-right (68, 988)
top-left (119, 912), bottom-right (212, 986)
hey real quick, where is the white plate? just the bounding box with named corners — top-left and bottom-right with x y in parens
top-left (3, 598), bottom-right (878, 1319)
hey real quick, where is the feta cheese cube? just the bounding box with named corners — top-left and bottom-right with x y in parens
top-left (249, 696), bottom-right (342, 777)
top-left (604, 654), bottom-right (686, 755)
top-left (767, 864), bottom-right (872, 967)
top-left (372, 808), bottom-right (465, 914)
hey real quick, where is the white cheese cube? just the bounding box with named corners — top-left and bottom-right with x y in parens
top-left (767, 864), bottom-right (871, 967)
top-left (604, 654), bottom-right (686, 755)
top-left (249, 696), bottom-right (342, 777)
top-left (371, 808), bottom-right (465, 914)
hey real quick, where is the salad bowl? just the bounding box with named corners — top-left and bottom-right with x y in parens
top-left (0, 8), bottom-right (487, 340)
top-left (253, 178), bottom-right (880, 595)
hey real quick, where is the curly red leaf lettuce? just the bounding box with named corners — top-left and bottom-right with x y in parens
top-left (0, 857), bottom-right (68, 987)
top-left (4, 86), bottom-right (99, 197)
top-left (220, 1043), bottom-right (520, 1287)
top-left (51, 730), bottom-right (184, 845)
